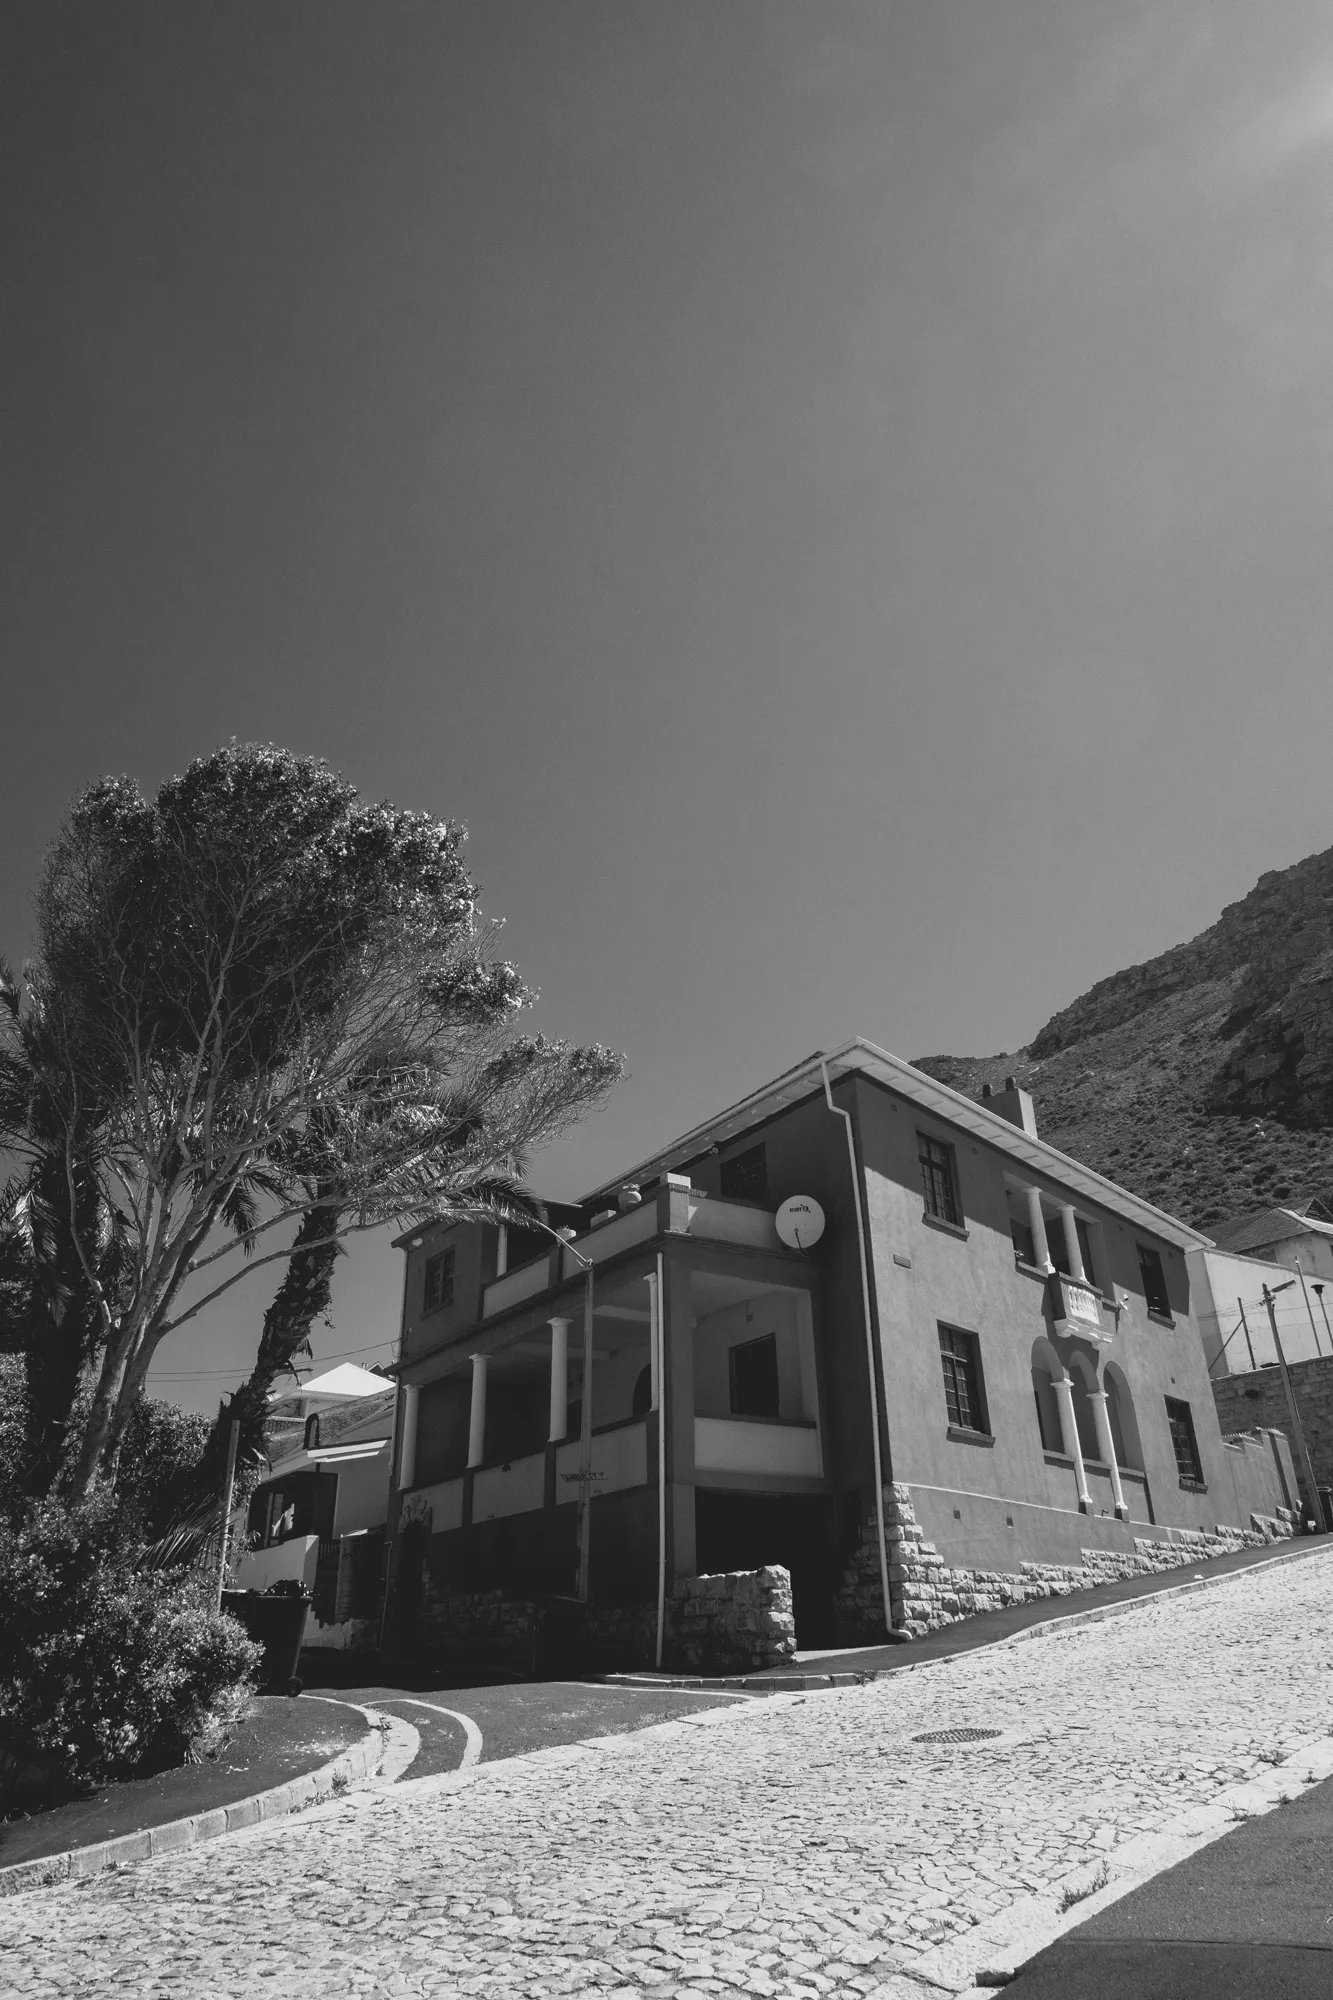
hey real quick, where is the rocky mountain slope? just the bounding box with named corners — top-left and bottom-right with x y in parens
top-left (913, 845), bottom-right (1333, 1229)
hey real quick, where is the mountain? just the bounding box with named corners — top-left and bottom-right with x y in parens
top-left (913, 845), bottom-right (1333, 1229)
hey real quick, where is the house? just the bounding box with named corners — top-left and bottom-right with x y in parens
top-left (1192, 1202), bottom-right (1333, 1523)
top-left (232, 1361), bottom-right (396, 1649)
top-left (385, 1041), bottom-right (1297, 1663)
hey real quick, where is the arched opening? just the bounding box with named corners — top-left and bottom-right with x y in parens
top-left (303, 1412), bottom-right (321, 1451)
top-left (1104, 1362), bottom-right (1143, 1471)
top-left (631, 1363), bottom-right (653, 1417)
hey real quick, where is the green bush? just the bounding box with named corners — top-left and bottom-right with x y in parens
top-left (0, 1493), bottom-right (261, 1806)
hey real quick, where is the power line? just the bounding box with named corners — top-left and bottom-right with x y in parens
top-left (150, 1335), bottom-right (398, 1381)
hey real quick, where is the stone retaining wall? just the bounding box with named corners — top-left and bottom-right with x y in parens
top-left (835, 1483), bottom-right (1296, 1642)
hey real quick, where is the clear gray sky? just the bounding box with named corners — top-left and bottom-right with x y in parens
top-left (5, 4), bottom-right (1333, 1409)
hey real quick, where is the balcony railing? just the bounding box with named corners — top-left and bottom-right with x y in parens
top-left (694, 1415), bottom-right (822, 1479)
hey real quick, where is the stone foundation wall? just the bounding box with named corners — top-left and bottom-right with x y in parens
top-left (835, 1483), bottom-right (1296, 1643)
top-left (402, 1564), bottom-right (797, 1675)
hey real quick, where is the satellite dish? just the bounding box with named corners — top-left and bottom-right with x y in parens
top-left (776, 1195), bottom-right (825, 1251)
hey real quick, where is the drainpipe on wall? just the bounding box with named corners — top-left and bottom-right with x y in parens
top-left (820, 1058), bottom-right (892, 1639)
top-left (652, 1251), bottom-right (667, 1668)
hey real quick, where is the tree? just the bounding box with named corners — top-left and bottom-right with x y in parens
top-left (1, 745), bottom-right (621, 1499)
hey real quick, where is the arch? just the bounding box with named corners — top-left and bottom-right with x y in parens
top-left (1030, 1337), bottom-right (1065, 1455)
top-left (1103, 1361), bottom-right (1143, 1471)
top-left (303, 1412), bottom-right (321, 1451)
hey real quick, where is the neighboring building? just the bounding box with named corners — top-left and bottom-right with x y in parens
top-left (232, 1362), bottom-right (396, 1649)
top-left (1192, 1202), bottom-right (1333, 1523)
top-left (385, 1041), bottom-right (1297, 1659)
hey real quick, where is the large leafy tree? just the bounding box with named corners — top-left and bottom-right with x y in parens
top-left (0, 745), bottom-right (621, 1500)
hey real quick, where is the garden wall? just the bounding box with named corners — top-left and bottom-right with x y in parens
top-left (404, 1564), bottom-right (796, 1675)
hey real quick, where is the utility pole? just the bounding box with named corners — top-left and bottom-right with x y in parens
top-left (1262, 1283), bottom-right (1322, 1531)
top-left (216, 1416), bottom-right (241, 1610)
top-left (1237, 1297), bottom-right (1257, 1371)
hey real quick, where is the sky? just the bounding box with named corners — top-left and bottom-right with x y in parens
top-left (5, 3), bottom-right (1333, 1411)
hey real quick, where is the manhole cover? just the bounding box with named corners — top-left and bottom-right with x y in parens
top-left (912, 1726), bottom-right (1002, 1745)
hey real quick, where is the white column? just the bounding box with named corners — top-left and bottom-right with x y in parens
top-left (398, 1382), bottom-right (420, 1490)
top-left (1059, 1205), bottom-right (1086, 1282)
top-left (1052, 1372), bottom-right (1092, 1511)
top-left (496, 1224), bottom-right (509, 1277)
top-left (1089, 1389), bottom-right (1128, 1517)
top-left (548, 1317), bottom-right (570, 1442)
top-left (646, 1273), bottom-right (660, 1409)
top-left (467, 1353), bottom-right (488, 1469)
top-left (1026, 1187), bottom-right (1054, 1271)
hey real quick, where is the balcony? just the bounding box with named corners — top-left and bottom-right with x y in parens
top-left (694, 1415), bottom-right (822, 1480)
top-left (479, 1187), bottom-right (788, 1320)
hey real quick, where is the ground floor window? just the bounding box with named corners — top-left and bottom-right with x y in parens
top-left (1164, 1396), bottom-right (1203, 1485)
top-left (940, 1323), bottom-right (988, 1434)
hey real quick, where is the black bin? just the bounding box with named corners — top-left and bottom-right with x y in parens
top-left (222, 1590), bottom-right (310, 1695)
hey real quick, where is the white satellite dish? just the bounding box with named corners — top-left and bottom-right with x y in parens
top-left (776, 1195), bottom-right (825, 1251)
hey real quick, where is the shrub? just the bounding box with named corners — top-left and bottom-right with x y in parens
top-left (0, 1493), bottom-right (261, 1808)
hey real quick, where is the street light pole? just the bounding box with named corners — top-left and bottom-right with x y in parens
top-left (1314, 1282), bottom-right (1333, 1355)
top-left (550, 1226), bottom-right (598, 1603)
top-left (1262, 1282), bottom-right (1322, 1531)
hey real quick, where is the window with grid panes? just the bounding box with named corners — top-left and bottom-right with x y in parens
top-left (1164, 1396), bottom-right (1203, 1484)
top-left (423, 1247), bottom-right (455, 1313)
top-left (918, 1132), bottom-right (962, 1226)
top-left (1137, 1243), bottom-right (1170, 1316)
top-left (939, 1323), bottom-right (987, 1433)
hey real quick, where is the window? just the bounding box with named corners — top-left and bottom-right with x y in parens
top-left (1137, 1243), bottom-right (1170, 1317)
top-left (720, 1142), bottom-right (769, 1205)
top-left (1077, 1218), bottom-right (1096, 1288)
top-left (1165, 1396), bottom-right (1203, 1485)
top-left (631, 1364), bottom-right (653, 1417)
top-left (303, 1413), bottom-right (320, 1451)
top-left (919, 1133), bottom-right (962, 1227)
top-left (423, 1247), bottom-right (455, 1313)
top-left (1011, 1218), bottom-right (1037, 1266)
top-left (729, 1332), bottom-right (780, 1418)
top-left (939, 1323), bottom-right (988, 1434)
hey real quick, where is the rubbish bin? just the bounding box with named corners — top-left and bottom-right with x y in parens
top-left (221, 1590), bottom-right (310, 1695)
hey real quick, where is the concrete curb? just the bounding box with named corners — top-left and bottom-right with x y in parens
top-left (0, 1703), bottom-right (394, 1899)
top-left (607, 1537), bottom-right (1330, 1695)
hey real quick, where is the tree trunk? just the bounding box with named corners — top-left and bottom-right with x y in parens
top-left (193, 1193), bottom-right (344, 1499)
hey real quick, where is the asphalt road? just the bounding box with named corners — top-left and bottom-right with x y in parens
top-left (1005, 1770), bottom-right (1333, 1998)
top-left (301, 1673), bottom-right (754, 1778)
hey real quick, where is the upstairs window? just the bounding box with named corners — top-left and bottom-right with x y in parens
top-left (720, 1142), bottom-right (769, 1205)
top-left (1011, 1218), bottom-right (1037, 1266)
top-left (939, 1323), bottom-right (988, 1434)
top-left (729, 1332), bottom-right (780, 1418)
top-left (919, 1133), bottom-right (962, 1227)
top-left (1165, 1396), bottom-right (1203, 1485)
top-left (423, 1247), bottom-right (455, 1314)
top-left (1137, 1243), bottom-right (1170, 1317)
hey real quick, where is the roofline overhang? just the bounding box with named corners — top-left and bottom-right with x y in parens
top-left (581, 1038), bottom-right (1215, 1254)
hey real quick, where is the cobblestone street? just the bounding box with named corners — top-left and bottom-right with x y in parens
top-left (6, 1550), bottom-right (1333, 1999)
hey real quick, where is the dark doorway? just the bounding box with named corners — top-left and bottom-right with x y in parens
top-left (694, 1489), bottom-right (837, 1646)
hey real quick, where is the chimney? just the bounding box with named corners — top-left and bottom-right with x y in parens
top-left (986, 1076), bottom-right (1038, 1138)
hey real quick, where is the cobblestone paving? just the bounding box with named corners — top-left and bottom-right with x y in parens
top-left (6, 1553), bottom-right (1333, 1999)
